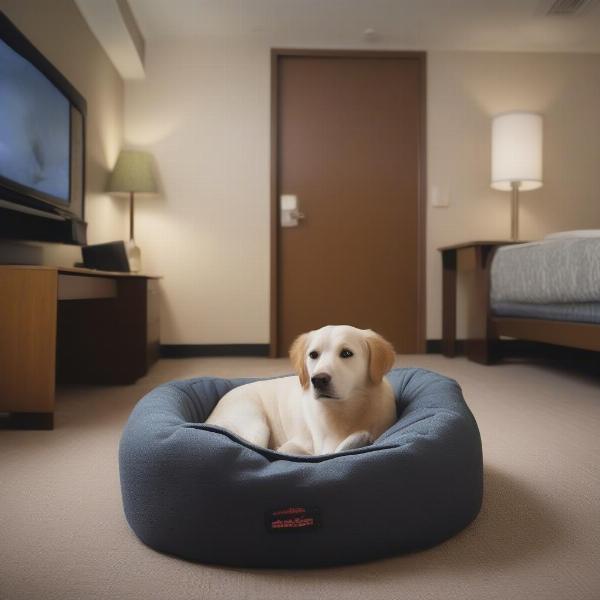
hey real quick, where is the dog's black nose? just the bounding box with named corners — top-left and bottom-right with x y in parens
top-left (311, 373), bottom-right (331, 390)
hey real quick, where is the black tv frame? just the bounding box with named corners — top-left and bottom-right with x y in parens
top-left (0, 10), bottom-right (87, 245)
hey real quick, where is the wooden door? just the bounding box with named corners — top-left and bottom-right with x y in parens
top-left (272, 51), bottom-right (425, 356)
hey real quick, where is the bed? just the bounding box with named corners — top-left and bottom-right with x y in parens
top-left (489, 232), bottom-right (600, 355)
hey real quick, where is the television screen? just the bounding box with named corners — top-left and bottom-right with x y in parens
top-left (0, 36), bottom-right (70, 204)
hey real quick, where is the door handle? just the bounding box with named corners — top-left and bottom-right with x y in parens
top-left (280, 194), bottom-right (305, 227)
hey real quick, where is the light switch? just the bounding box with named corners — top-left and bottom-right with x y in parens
top-left (431, 186), bottom-right (449, 208)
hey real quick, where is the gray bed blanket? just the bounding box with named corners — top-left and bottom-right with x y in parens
top-left (490, 238), bottom-right (600, 304)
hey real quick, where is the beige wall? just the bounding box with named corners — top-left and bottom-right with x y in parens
top-left (428, 51), bottom-right (600, 338)
top-left (125, 38), bottom-right (271, 344)
top-left (0, 0), bottom-right (127, 266)
top-left (126, 41), bottom-right (600, 344)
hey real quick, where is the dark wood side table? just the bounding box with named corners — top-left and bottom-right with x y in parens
top-left (438, 241), bottom-right (520, 364)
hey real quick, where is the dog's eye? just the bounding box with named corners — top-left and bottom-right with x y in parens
top-left (309, 350), bottom-right (319, 359)
top-left (340, 349), bottom-right (354, 358)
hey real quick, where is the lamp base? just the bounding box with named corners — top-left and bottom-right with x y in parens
top-left (127, 239), bottom-right (142, 273)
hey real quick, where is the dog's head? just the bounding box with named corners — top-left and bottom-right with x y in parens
top-left (289, 325), bottom-right (395, 400)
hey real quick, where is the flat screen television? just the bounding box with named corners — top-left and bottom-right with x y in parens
top-left (0, 11), bottom-right (87, 245)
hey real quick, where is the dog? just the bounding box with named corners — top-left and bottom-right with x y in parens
top-left (205, 325), bottom-right (397, 455)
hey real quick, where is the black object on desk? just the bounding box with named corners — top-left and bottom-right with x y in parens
top-left (82, 241), bottom-right (130, 272)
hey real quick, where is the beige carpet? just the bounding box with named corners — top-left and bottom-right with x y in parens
top-left (1, 355), bottom-right (599, 600)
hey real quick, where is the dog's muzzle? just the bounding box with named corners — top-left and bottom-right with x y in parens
top-left (311, 373), bottom-right (332, 397)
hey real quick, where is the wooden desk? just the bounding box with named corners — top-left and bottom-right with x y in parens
top-left (438, 241), bottom-right (518, 364)
top-left (0, 265), bottom-right (161, 429)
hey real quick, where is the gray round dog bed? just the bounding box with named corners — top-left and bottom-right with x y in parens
top-left (119, 368), bottom-right (483, 568)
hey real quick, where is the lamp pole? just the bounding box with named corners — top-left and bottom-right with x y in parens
top-left (129, 190), bottom-right (135, 241)
top-left (510, 181), bottom-right (520, 241)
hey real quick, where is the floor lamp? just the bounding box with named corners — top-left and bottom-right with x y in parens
top-left (491, 112), bottom-right (543, 241)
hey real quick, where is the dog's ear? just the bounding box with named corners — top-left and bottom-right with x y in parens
top-left (289, 333), bottom-right (310, 389)
top-left (365, 330), bottom-right (396, 384)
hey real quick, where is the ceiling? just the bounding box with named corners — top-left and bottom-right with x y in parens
top-left (127, 0), bottom-right (600, 53)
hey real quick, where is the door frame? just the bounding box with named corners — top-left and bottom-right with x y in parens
top-left (269, 49), bottom-right (427, 357)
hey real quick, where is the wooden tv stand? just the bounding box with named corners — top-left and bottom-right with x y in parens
top-left (0, 265), bottom-right (161, 429)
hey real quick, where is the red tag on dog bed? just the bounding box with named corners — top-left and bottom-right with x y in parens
top-left (266, 506), bottom-right (320, 532)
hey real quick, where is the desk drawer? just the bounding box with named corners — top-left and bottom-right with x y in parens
top-left (58, 274), bottom-right (117, 300)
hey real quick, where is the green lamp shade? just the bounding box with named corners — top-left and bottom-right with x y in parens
top-left (107, 150), bottom-right (157, 194)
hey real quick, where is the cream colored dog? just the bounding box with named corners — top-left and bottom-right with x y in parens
top-left (206, 325), bottom-right (397, 455)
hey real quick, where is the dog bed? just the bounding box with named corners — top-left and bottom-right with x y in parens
top-left (119, 368), bottom-right (483, 567)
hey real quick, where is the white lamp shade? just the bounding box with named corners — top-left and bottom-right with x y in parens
top-left (491, 112), bottom-right (543, 191)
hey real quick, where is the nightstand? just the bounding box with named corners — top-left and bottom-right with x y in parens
top-left (438, 241), bottom-right (521, 364)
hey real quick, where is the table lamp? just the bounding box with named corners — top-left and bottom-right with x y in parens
top-left (491, 112), bottom-right (543, 241)
top-left (106, 150), bottom-right (157, 272)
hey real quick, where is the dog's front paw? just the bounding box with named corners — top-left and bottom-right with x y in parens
top-left (277, 439), bottom-right (312, 455)
top-left (335, 431), bottom-right (373, 453)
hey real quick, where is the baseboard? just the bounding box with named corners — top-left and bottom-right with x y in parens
top-left (160, 344), bottom-right (270, 358)
top-left (0, 412), bottom-right (53, 430)
top-left (496, 339), bottom-right (599, 359)
top-left (426, 338), bottom-right (598, 362)
top-left (167, 341), bottom-right (455, 357)
top-left (426, 338), bottom-right (555, 355)
top-left (161, 340), bottom-right (596, 360)
top-left (426, 338), bottom-right (557, 356)
top-left (426, 339), bottom-right (465, 354)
